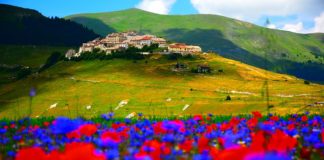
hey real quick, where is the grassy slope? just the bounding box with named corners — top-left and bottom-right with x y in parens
top-left (0, 45), bottom-right (71, 67)
top-left (0, 54), bottom-right (322, 119)
top-left (0, 45), bottom-right (71, 84)
top-left (66, 9), bottom-right (324, 82)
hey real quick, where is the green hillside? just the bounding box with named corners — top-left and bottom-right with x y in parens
top-left (66, 9), bottom-right (324, 82)
top-left (0, 45), bottom-right (71, 67)
top-left (0, 53), bottom-right (323, 119)
top-left (0, 45), bottom-right (71, 84)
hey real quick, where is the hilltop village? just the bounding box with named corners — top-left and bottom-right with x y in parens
top-left (65, 31), bottom-right (202, 59)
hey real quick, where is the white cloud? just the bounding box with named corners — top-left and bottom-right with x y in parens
top-left (282, 22), bottom-right (304, 33)
top-left (313, 12), bottom-right (324, 33)
top-left (136, 0), bottom-right (177, 15)
top-left (190, 0), bottom-right (324, 22)
top-left (279, 12), bottom-right (324, 33)
top-left (267, 24), bottom-right (277, 29)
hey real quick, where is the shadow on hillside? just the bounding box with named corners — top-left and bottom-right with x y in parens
top-left (307, 46), bottom-right (324, 57)
top-left (163, 28), bottom-right (267, 68)
top-left (69, 17), bottom-right (116, 36)
top-left (163, 28), bottom-right (324, 83)
top-left (276, 60), bottom-right (324, 83)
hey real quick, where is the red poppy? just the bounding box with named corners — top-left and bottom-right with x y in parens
top-left (179, 139), bottom-right (194, 153)
top-left (78, 124), bottom-right (98, 136)
top-left (47, 150), bottom-right (62, 160)
top-left (66, 130), bottom-right (81, 139)
top-left (216, 146), bottom-right (249, 160)
top-left (153, 122), bottom-right (167, 134)
top-left (267, 130), bottom-right (297, 152)
top-left (301, 115), bottom-right (308, 122)
top-left (43, 121), bottom-right (50, 127)
top-left (247, 118), bottom-right (258, 129)
top-left (220, 123), bottom-right (230, 132)
top-left (300, 147), bottom-right (311, 160)
top-left (198, 135), bottom-right (210, 153)
top-left (59, 142), bottom-right (105, 160)
top-left (263, 121), bottom-right (274, 126)
top-left (134, 152), bottom-right (151, 160)
top-left (161, 143), bottom-right (171, 155)
top-left (270, 116), bottom-right (279, 121)
top-left (229, 117), bottom-right (240, 126)
top-left (10, 124), bottom-right (16, 128)
top-left (18, 126), bottom-right (25, 132)
top-left (250, 131), bottom-right (266, 152)
top-left (287, 124), bottom-right (295, 131)
top-left (209, 147), bottom-right (220, 159)
top-left (321, 129), bottom-right (324, 143)
top-left (101, 130), bottom-right (122, 143)
top-left (312, 120), bottom-right (319, 126)
top-left (119, 129), bottom-right (129, 139)
top-left (15, 147), bottom-right (47, 160)
top-left (218, 137), bottom-right (225, 148)
top-left (193, 115), bottom-right (203, 121)
top-left (252, 111), bottom-right (262, 119)
top-left (138, 140), bottom-right (162, 160)
top-left (112, 123), bottom-right (126, 130)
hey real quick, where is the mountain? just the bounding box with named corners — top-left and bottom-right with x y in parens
top-left (66, 9), bottom-right (324, 83)
top-left (0, 54), bottom-right (323, 118)
top-left (0, 4), bottom-right (99, 46)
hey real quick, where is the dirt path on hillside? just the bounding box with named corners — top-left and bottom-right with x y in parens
top-left (67, 76), bottom-right (315, 98)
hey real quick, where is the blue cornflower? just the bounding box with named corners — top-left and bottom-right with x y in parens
top-left (106, 149), bottom-right (119, 159)
top-left (50, 117), bottom-right (82, 134)
top-left (7, 151), bottom-right (15, 157)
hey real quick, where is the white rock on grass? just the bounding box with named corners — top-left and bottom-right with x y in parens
top-left (49, 103), bottom-right (58, 109)
top-left (86, 105), bottom-right (92, 110)
top-left (230, 90), bottom-right (253, 95)
top-left (275, 94), bottom-right (294, 98)
top-left (115, 100), bottom-right (128, 111)
top-left (166, 98), bottom-right (172, 102)
top-left (126, 112), bottom-right (136, 119)
top-left (182, 104), bottom-right (190, 111)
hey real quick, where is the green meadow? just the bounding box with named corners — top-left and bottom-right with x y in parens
top-left (0, 53), bottom-right (322, 119)
top-left (0, 45), bottom-right (71, 84)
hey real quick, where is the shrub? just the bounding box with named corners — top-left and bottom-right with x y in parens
top-left (167, 53), bottom-right (182, 60)
top-left (191, 68), bottom-right (198, 73)
top-left (226, 95), bottom-right (231, 101)
top-left (16, 67), bottom-right (32, 80)
top-left (39, 52), bottom-right (62, 72)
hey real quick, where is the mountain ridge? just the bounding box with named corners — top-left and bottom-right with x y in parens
top-left (0, 4), bottom-right (99, 46)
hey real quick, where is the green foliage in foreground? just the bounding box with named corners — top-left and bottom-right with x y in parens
top-left (1, 114), bottom-right (323, 126)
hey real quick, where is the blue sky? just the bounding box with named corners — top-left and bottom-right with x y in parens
top-left (1, 0), bottom-right (323, 33)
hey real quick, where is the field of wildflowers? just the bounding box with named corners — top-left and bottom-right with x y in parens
top-left (0, 112), bottom-right (323, 160)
